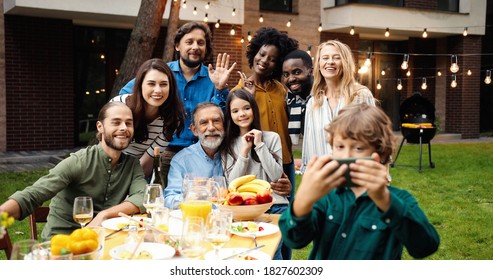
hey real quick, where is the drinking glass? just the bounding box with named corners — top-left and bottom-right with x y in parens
top-left (10, 239), bottom-right (39, 260)
top-left (210, 176), bottom-right (228, 205)
top-left (205, 209), bottom-right (233, 259)
top-left (73, 196), bottom-right (93, 228)
top-left (178, 216), bottom-right (207, 259)
top-left (143, 184), bottom-right (164, 223)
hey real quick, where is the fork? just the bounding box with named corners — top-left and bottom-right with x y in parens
top-left (250, 233), bottom-right (258, 247)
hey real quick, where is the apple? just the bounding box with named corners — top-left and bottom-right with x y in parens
top-left (256, 189), bottom-right (273, 204)
top-left (243, 197), bottom-right (258, 205)
top-left (226, 192), bottom-right (243, 206)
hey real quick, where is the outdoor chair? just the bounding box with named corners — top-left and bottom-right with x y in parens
top-left (29, 206), bottom-right (49, 240)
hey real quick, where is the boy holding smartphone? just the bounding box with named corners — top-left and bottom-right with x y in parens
top-left (279, 103), bottom-right (440, 259)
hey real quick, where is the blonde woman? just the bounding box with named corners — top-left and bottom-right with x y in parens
top-left (301, 40), bottom-right (376, 173)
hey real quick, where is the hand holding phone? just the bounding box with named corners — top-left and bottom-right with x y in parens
top-left (335, 157), bottom-right (373, 188)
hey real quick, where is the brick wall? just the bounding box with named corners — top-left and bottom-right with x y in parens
top-left (405, 0), bottom-right (437, 10)
top-left (209, 24), bottom-right (243, 88)
top-left (5, 15), bottom-right (74, 151)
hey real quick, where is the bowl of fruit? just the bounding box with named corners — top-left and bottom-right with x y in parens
top-left (218, 175), bottom-right (275, 221)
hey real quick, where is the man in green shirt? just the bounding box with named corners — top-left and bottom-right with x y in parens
top-left (279, 104), bottom-right (439, 259)
top-left (0, 102), bottom-right (147, 240)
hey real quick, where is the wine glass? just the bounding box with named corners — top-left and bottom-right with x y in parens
top-left (178, 216), bottom-right (207, 259)
top-left (210, 176), bottom-right (228, 205)
top-left (10, 239), bottom-right (39, 260)
top-left (73, 196), bottom-right (93, 228)
top-left (143, 184), bottom-right (164, 223)
top-left (205, 209), bottom-right (233, 259)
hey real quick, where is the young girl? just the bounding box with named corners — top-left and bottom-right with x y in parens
top-left (279, 103), bottom-right (440, 259)
top-left (220, 89), bottom-right (286, 205)
top-left (111, 58), bottom-right (185, 179)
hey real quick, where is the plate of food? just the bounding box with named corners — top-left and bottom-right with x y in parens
top-left (203, 248), bottom-right (270, 260)
top-left (101, 216), bottom-right (151, 231)
top-left (230, 221), bottom-right (279, 238)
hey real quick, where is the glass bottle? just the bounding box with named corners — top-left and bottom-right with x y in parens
top-left (153, 147), bottom-right (163, 187)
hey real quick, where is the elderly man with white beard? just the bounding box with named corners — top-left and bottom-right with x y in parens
top-left (164, 102), bottom-right (225, 209)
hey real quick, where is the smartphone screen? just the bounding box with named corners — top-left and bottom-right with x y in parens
top-left (334, 157), bottom-right (373, 188)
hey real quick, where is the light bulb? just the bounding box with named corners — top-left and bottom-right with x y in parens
top-left (182, 0), bottom-right (187, 8)
top-left (203, 13), bottom-right (208, 23)
top-left (437, 69), bottom-right (442, 76)
top-left (193, 7), bottom-right (197, 15)
top-left (232, 8), bottom-right (236, 16)
top-left (450, 55), bottom-right (459, 73)
top-left (259, 15), bottom-right (264, 23)
top-left (467, 69), bottom-right (472, 76)
top-left (307, 46), bottom-right (312, 56)
top-left (397, 79), bottom-right (403, 91)
top-left (215, 20), bottom-right (220, 28)
top-left (286, 19), bottom-right (291, 28)
top-left (451, 75), bottom-right (457, 88)
top-left (422, 28), bottom-right (428, 38)
top-left (205, 2), bottom-right (210, 9)
top-left (463, 27), bottom-right (468, 36)
top-left (377, 80), bottom-right (382, 90)
top-left (318, 23), bottom-right (322, 32)
top-left (421, 77), bottom-right (427, 90)
top-left (350, 26), bottom-right (355, 35)
top-left (358, 65), bottom-right (369, 74)
top-left (406, 70), bottom-right (411, 77)
top-left (247, 31), bottom-right (252, 41)
top-left (240, 37), bottom-right (244, 44)
top-left (385, 28), bottom-right (390, 37)
top-left (485, 70), bottom-right (492, 84)
top-left (401, 54), bottom-right (409, 70)
top-left (381, 70), bottom-right (386, 76)
top-left (364, 52), bottom-right (371, 67)
top-left (230, 26), bottom-right (235, 35)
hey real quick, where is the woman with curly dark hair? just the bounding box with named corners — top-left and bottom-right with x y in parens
top-left (231, 27), bottom-right (298, 260)
top-left (111, 58), bottom-right (185, 179)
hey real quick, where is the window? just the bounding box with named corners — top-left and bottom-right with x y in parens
top-left (437, 0), bottom-right (459, 12)
top-left (336, 0), bottom-right (403, 7)
top-left (260, 0), bottom-right (292, 13)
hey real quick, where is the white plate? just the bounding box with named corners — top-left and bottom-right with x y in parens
top-left (169, 209), bottom-right (182, 219)
top-left (110, 242), bottom-right (176, 260)
top-left (203, 248), bottom-right (271, 260)
top-left (101, 216), bottom-right (151, 231)
top-left (230, 222), bottom-right (279, 238)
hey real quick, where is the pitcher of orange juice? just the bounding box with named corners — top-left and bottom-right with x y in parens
top-left (180, 179), bottom-right (219, 221)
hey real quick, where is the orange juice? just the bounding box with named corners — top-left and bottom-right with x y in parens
top-left (180, 200), bottom-right (212, 221)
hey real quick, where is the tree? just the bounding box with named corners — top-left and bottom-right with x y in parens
top-left (110, 0), bottom-right (167, 97)
top-left (162, 0), bottom-right (181, 62)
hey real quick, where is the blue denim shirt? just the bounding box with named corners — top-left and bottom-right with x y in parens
top-left (119, 60), bottom-right (229, 148)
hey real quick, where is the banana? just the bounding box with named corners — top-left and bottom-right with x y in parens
top-left (237, 182), bottom-right (270, 194)
top-left (228, 174), bottom-right (256, 192)
top-left (239, 192), bottom-right (256, 200)
top-left (249, 179), bottom-right (271, 190)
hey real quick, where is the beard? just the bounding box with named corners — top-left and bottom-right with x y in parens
top-left (198, 130), bottom-right (224, 150)
top-left (103, 133), bottom-right (130, 151)
top-left (289, 77), bottom-right (312, 98)
top-left (181, 56), bottom-right (203, 68)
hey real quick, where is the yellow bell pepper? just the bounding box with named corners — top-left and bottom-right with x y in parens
top-left (68, 228), bottom-right (99, 255)
top-left (50, 234), bottom-right (71, 255)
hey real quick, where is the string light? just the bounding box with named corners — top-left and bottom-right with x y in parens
top-left (350, 26), bottom-right (355, 35)
top-left (193, 7), bottom-right (197, 15)
top-left (230, 26), bottom-right (235, 36)
top-left (259, 14), bottom-right (264, 23)
top-left (421, 77), bottom-right (427, 90)
top-left (240, 36), bottom-right (244, 43)
top-left (247, 31), bottom-right (252, 41)
top-left (385, 28), bottom-right (390, 37)
top-left (381, 69), bottom-right (386, 76)
top-left (182, 0), bottom-right (186, 8)
top-left (467, 69), bottom-right (472, 76)
top-left (232, 8), bottom-right (236, 16)
top-left (451, 75), bottom-right (457, 88)
top-left (397, 79), bottom-right (403, 91)
top-left (286, 19), bottom-right (292, 28)
top-left (463, 27), bottom-right (468, 36)
top-left (406, 70), bottom-right (411, 77)
top-left (205, 2), bottom-right (210, 10)
top-left (450, 55), bottom-right (459, 73)
top-left (377, 80), bottom-right (382, 90)
top-left (422, 28), bottom-right (428, 38)
top-left (401, 54), bottom-right (409, 70)
top-left (437, 69), bottom-right (442, 76)
top-left (215, 19), bottom-right (220, 28)
top-left (485, 70), bottom-right (492, 84)
top-left (307, 45), bottom-right (312, 56)
top-left (318, 23), bottom-right (322, 32)
top-left (203, 13), bottom-right (208, 23)
top-left (364, 52), bottom-right (371, 67)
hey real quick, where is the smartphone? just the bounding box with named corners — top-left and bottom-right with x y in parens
top-left (334, 157), bottom-right (373, 188)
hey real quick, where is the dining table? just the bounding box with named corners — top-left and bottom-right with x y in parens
top-left (101, 213), bottom-right (282, 260)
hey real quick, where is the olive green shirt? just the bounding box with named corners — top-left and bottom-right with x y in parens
top-left (10, 144), bottom-right (147, 240)
top-left (279, 186), bottom-right (440, 259)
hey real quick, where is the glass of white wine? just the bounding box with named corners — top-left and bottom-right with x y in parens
top-left (179, 216), bottom-right (207, 259)
top-left (210, 176), bottom-right (228, 205)
top-left (73, 196), bottom-right (93, 228)
top-left (143, 184), bottom-right (164, 223)
top-left (205, 209), bottom-right (233, 259)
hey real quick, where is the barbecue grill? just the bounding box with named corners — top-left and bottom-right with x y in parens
top-left (390, 92), bottom-right (436, 172)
